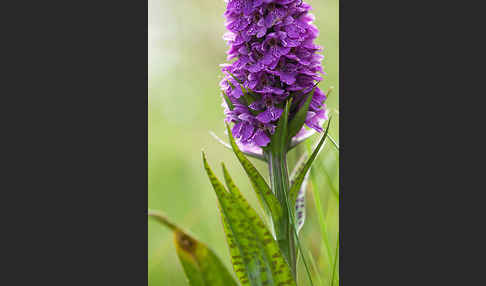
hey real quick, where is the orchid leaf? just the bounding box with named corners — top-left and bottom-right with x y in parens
top-left (289, 152), bottom-right (308, 186)
top-left (148, 210), bottom-right (237, 286)
top-left (225, 123), bottom-right (282, 221)
top-left (209, 131), bottom-right (266, 162)
top-left (288, 129), bottom-right (316, 151)
top-left (271, 99), bottom-right (292, 155)
top-left (294, 174), bottom-right (309, 235)
top-left (289, 153), bottom-right (309, 234)
top-left (287, 88), bottom-right (314, 141)
top-left (222, 91), bottom-right (234, 110)
top-left (226, 71), bottom-right (244, 85)
top-left (265, 99), bottom-right (314, 285)
top-left (226, 79), bottom-right (254, 107)
top-left (289, 118), bottom-right (332, 206)
top-left (202, 152), bottom-right (296, 286)
top-left (227, 71), bottom-right (257, 106)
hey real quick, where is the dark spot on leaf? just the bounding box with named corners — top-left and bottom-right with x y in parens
top-left (175, 231), bottom-right (196, 254)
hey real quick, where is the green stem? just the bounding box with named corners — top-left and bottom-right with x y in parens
top-left (265, 150), bottom-right (297, 278)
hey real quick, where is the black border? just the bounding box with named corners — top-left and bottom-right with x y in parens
top-left (4, 1), bottom-right (149, 284)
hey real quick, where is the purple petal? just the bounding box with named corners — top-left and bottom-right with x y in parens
top-left (232, 121), bottom-right (243, 138)
top-left (279, 72), bottom-right (297, 85)
top-left (269, 106), bottom-right (283, 121)
top-left (253, 129), bottom-right (270, 146)
top-left (256, 109), bottom-right (273, 123)
top-left (261, 51), bottom-right (275, 65)
top-left (230, 85), bottom-right (243, 98)
top-left (241, 122), bottom-right (255, 142)
top-left (256, 27), bottom-right (267, 38)
top-left (248, 62), bottom-right (264, 73)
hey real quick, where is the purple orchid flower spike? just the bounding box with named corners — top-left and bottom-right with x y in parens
top-left (221, 0), bottom-right (328, 149)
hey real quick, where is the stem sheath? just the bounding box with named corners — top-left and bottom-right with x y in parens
top-left (266, 150), bottom-right (297, 278)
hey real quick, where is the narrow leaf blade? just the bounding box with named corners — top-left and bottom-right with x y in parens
top-left (226, 71), bottom-right (257, 106)
top-left (287, 88), bottom-right (314, 140)
top-left (329, 134), bottom-right (340, 151)
top-left (202, 153), bottom-right (296, 286)
top-left (209, 131), bottom-right (266, 161)
top-left (290, 153), bottom-right (310, 234)
top-left (148, 211), bottom-right (237, 286)
top-left (222, 90), bottom-right (234, 110)
top-left (289, 118), bottom-right (332, 206)
top-left (225, 123), bottom-right (282, 220)
top-left (221, 163), bottom-right (296, 286)
top-left (271, 99), bottom-right (292, 155)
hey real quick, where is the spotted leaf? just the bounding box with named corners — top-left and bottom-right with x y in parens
top-left (202, 153), bottom-right (296, 286)
top-left (225, 123), bottom-right (282, 222)
top-left (148, 210), bottom-right (237, 286)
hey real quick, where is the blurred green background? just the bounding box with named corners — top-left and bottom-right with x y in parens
top-left (148, 0), bottom-right (339, 285)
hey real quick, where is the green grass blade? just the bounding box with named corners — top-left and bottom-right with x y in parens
top-left (225, 123), bottom-right (282, 221)
top-left (291, 224), bottom-right (314, 286)
top-left (328, 135), bottom-right (339, 151)
top-left (330, 233), bottom-right (339, 286)
top-left (289, 120), bottom-right (333, 285)
top-left (314, 160), bottom-right (339, 202)
top-left (311, 180), bottom-right (333, 282)
top-left (148, 210), bottom-right (237, 286)
top-left (307, 249), bottom-right (324, 286)
top-left (305, 138), bottom-right (336, 283)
